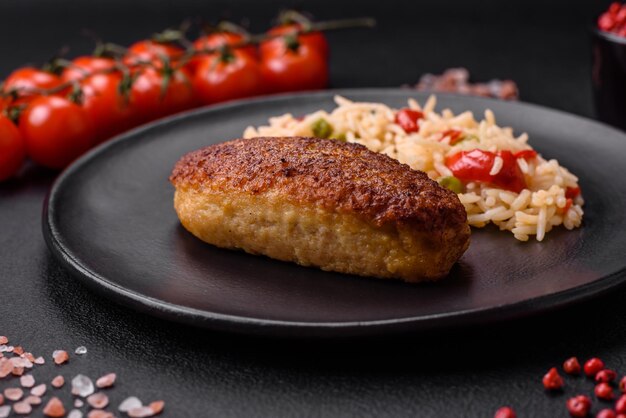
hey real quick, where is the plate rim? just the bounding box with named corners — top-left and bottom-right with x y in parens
top-left (43, 88), bottom-right (626, 338)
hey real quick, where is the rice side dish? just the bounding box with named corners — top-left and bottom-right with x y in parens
top-left (243, 96), bottom-right (584, 241)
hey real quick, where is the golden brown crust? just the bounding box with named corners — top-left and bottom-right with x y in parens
top-left (170, 137), bottom-right (467, 232)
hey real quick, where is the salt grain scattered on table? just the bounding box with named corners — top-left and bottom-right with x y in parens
top-left (128, 406), bottom-right (157, 418)
top-left (0, 359), bottom-right (12, 378)
top-left (53, 350), bottom-right (69, 365)
top-left (22, 352), bottom-right (35, 362)
top-left (11, 367), bottom-right (24, 376)
top-left (0, 336), bottom-right (166, 417)
top-left (31, 383), bottom-right (46, 397)
top-left (149, 400), bottom-right (165, 414)
top-left (96, 373), bottom-right (116, 388)
top-left (11, 356), bottom-right (33, 369)
top-left (119, 396), bottom-right (142, 412)
top-left (71, 374), bottom-right (95, 397)
top-left (43, 396), bottom-right (66, 417)
top-left (87, 392), bottom-right (109, 409)
top-left (0, 405), bottom-right (10, 418)
top-left (68, 410), bottom-right (83, 418)
top-left (24, 395), bottom-right (42, 405)
top-left (51, 375), bottom-right (65, 388)
top-left (88, 410), bottom-right (114, 418)
top-left (13, 401), bottom-right (32, 415)
top-left (4, 387), bottom-right (23, 401)
top-left (20, 374), bottom-right (35, 388)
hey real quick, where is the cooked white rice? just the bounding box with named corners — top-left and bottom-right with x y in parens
top-left (243, 95), bottom-right (584, 241)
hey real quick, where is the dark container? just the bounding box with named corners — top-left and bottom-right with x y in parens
top-left (592, 28), bottom-right (626, 131)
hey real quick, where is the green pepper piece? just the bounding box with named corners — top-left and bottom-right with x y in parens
top-left (438, 176), bottom-right (464, 194)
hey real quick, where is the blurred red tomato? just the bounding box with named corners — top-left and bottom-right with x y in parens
top-left (20, 96), bottom-right (95, 169)
top-left (61, 56), bottom-right (117, 83)
top-left (261, 24), bottom-right (328, 58)
top-left (189, 32), bottom-right (257, 73)
top-left (129, 67), bottom-right (195, 124)
top-left (0, 115), bottom-right (25, 181)
top-left (124, 40), bottom-right (184, 68)
top-left (80, 72), bottom-right (135, 143)
top-left (260, 39), bottom-right (327, 93)
top-left (193, 49), bottom-right (263, 104)
top-left (4, 67), bottom-right (62, 92)
top-left (3, 68), bottom-right (64, 106)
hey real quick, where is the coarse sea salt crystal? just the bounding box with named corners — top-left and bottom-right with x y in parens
top-left (31, 383), bottom-right (46, 397)
top-left (12, 401), bottom-right (32, 415)
top-left (128, 406), bottom-right (156, 418)
top-left (96, 373), bottom-right (116, 388)
top-left (71, 374), bottom-right (95, 398)
top-left (0, 405), bottom-right (10, 418)
top-left (20, 374), bottom-right (35, 388)
top-left (75, 346), bottom-right (87, 355)
top-left (119, 396), bottom-right (142, 412)
top-left (68, 409), bottom-right (83, 418)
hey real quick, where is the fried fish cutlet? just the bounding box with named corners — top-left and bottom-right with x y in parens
top-left (170, 136), bottom-right (470, 282)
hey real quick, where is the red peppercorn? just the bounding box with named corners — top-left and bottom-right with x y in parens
top-left (619, 377), bottom-right (626, 393)
top-left (564, 357), bottom-right (582, 375)
top-left (494, 406), bottom-right (516, 418)
top-left (617, 414), bottom-right (626, 418)
top-left (597, 409), bottom-right (617, 418)
top-left (597, 382), bottom-right (615, 400)
top-left (586, 358), bottom-right (606, 378)
top-left (616, 394), bottom-right (626, 413)
top-left (543, 367), bottom-right (565, 390)
top-left (568, 395), bottom-right (592, 417)
top-left (597, 370), bottom-right (618, 383)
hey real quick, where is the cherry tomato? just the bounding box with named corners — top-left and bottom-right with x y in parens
top-left (261, 24), bottom-right (328, 58)
top-left (513, 149), bottom-right (538, 160)
top-left (80, 72), bottom-right (135, 143)
top-left (194, 32), bottom-right (256, 58)
top-left (129, 67), bottom-right (195, 124)
top-left (0, 96), bottom-right (9, 112)
top-left (395, 108), bottom-right (424, 133)
top-left (260, 39), bottom-right (327, 93)
top-left (445, 149), bottom-right (527, 193)
top-left (19, 96), bottom-right (95, 169)
top-left (0, 115), bottom-right (25, 181)
top-left (61, 56), bottom-right (117, 83)
top-left (193, 49), bottom-right (263, 104)
top-left (124, 40), bottom-right (184, 68)
top-left (4, 67), bottom-right (62, 93)
top-left (3, 68), bottom-right (64, 106)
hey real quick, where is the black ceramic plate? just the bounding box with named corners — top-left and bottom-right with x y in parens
top-left (44, 89), bottom-right (626, 337)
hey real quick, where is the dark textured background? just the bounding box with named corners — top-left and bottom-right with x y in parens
top-left (1, 0), bottom-right (625, 417)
